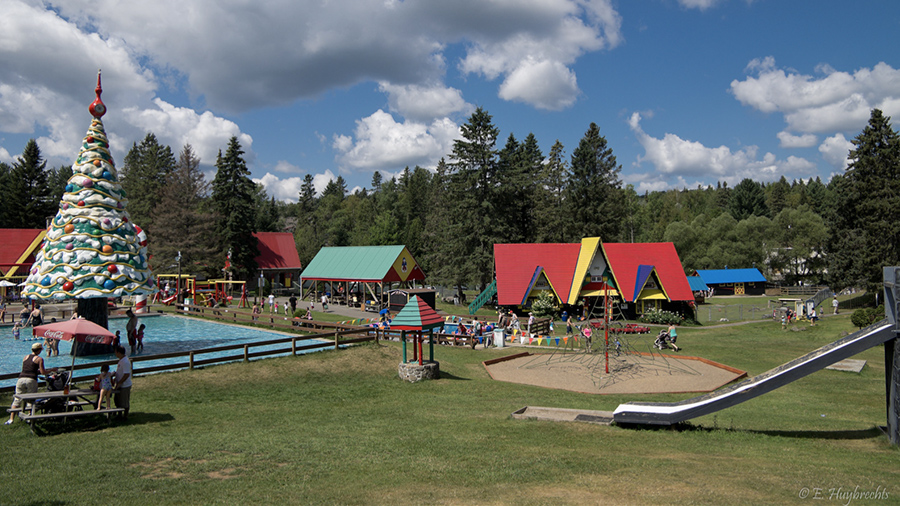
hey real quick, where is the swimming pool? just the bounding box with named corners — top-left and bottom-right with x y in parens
top-left (1, 315), bottom-right (326, 388)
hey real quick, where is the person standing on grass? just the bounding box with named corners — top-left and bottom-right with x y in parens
top-left (566, 315), bottom-right (573, 336)
top-left (112, 345), bottom-right (132, 420)
top-left (832, 297), bottom-right (839, 315)
top-left (95, 364), bottom-right (112, 410)
top-left (6, 343), bottom-right (58, 425)
top-left (289, 295), bottom-right (297, 315)
top-left (268, 293), bottom-right (275, 313)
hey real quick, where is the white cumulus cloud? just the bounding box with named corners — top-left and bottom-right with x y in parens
top-left (498, 59), bottom-right (579, 110)
top-left (458, 0), bottom-right (621, 109)
top-left (818, 133), bottom-right (853, 171)
top-left (333, 110), bottom-right (459, 172)
top-left (379, 83), bottom-right (472, 122)
top-left (731, 58), bottom-right (900, 134)
top-left (678, 0), bottom-right (722, 10)
top-left (122, 98), bottom-right (253, 167)
top-left (628, 112), bottom-right (816, 188)
top-left (254, 173), bottom-right (306, 202)
top-left (777, 131), bottom-right (818, 148)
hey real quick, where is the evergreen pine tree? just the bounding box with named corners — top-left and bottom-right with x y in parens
top-left (0, 161), bottom-right (12, 227)
top-left (47, 164), bottom-right (74, 205)
top-left (447, 107), bottom-right (501, 290)
top-left (766, 176), bottom-right (790, 215)
top-left (7, 139), bottom-right (55, 229)
top-left (827, 109), bottom-right (900, 290)
top-left (534, 140), bottom-right (569, 242)
top-left (564, 123), bottom-right (624, 242)
top-left (421, 159), bottom-right (454, 286)
top-left (728, 178), bottom-right (770, 220)
top-left (293, 174), bottom-right (321, 266)
top-left (497, 133), bottom-right (541, 243)
top-left (150, 144), bottom-right (218, 277)
top-left (120, 133), bottom-right (176, 231)
top-left (211, 137), bottom-right (259, 280)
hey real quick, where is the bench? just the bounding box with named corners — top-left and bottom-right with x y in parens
top-left (19, 407), bottom-right (124, 422)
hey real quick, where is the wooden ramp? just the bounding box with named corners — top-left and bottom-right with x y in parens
top-left (613, 319), bottom-right (895, 426)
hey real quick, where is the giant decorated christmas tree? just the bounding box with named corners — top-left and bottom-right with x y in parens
top-left (22, 72), bottom-right (154, 353)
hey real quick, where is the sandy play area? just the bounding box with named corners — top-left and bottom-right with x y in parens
top-left (484, 350), bottom-right (746, 395)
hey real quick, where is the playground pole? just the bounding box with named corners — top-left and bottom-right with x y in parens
top-left (604, 276), bottom-right (610, 374)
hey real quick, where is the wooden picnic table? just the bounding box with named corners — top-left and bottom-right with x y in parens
top-left (12, 388), bottom-right (124, 434)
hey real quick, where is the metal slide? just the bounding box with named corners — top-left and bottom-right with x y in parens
top-left (613, 319), bottom-right (896, 425)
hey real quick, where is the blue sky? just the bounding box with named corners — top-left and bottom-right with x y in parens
top-left (2, 0), bottom-right (899, 201)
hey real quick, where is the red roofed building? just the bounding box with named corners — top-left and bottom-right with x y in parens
top-left (601, 243), bottom-right (694, 303)
top-left (253, 232), bottom-right (303, 289)
top-left (494, 244), bottom-right (580, 306)
top-left (494, 238), bottom-right (693, 318)
top-left (0, 229), bottom-right (46, 300)
top-left (0, 228), bottom-right (46, 280)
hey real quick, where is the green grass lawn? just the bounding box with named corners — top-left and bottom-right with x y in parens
top-left (2, 313), bottom-right (898, 505)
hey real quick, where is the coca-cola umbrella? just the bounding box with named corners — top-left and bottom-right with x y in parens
top-left (33, 319), bottom-right (116, 386)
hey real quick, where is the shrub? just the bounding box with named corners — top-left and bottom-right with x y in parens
top-left (531, 292), bottom-right (557, 319)
top-left (850, 305), bottom-right (885, 329)
top-left (638, 307), bottom-right (682, 325)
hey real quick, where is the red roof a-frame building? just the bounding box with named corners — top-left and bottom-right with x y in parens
top-left (0, 229), bottom-right (46, 280)
top-left (494, 238), bottom-right (693, 315)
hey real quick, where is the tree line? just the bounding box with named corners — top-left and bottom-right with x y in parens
top-left (2, 108), bottom-right (897, 296)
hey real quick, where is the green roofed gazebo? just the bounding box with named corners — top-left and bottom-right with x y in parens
top-left (301, 245), bottom-right (426, 311)
top-left (392, 295), bottom-right (443, 381)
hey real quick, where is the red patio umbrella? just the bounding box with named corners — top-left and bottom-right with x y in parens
top-left (33, 319), bottom-right (116, 385)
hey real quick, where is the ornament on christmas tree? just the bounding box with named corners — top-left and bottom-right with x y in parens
top-left (22, 70), bottom-right (155, 300)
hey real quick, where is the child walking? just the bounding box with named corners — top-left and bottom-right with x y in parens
top-left (96, 364), bottom-right (112, 410)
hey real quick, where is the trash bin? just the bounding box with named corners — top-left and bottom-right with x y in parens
top-left (494, 329), bottom-right (505, 348)
top-left (184, 298), bottom-right (193, 311)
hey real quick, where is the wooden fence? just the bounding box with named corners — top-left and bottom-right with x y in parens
top-left (0, 314), bottom-right (382, 393)
top-left (2, 304), bottom-right (550, 393)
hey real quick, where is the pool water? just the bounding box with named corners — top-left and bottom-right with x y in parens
top-left (1, 315), bottom-right (324, 388)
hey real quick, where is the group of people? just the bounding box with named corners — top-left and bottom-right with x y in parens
top-left (1, 301), bottom-right (44, 327)
top-left (5, 341), bottom-right (132, 425)
top-left (125, 309), bottom-right (145, 355)
top-left (446, 316), bottom-right (495, 348)
top-left (778, 304), bottom-right (824, 330)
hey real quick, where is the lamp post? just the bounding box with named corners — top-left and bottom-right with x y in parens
top-left (258, 272), bottom-right (265, 304)
top-left (176, 251), bottom-right (182, 304)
